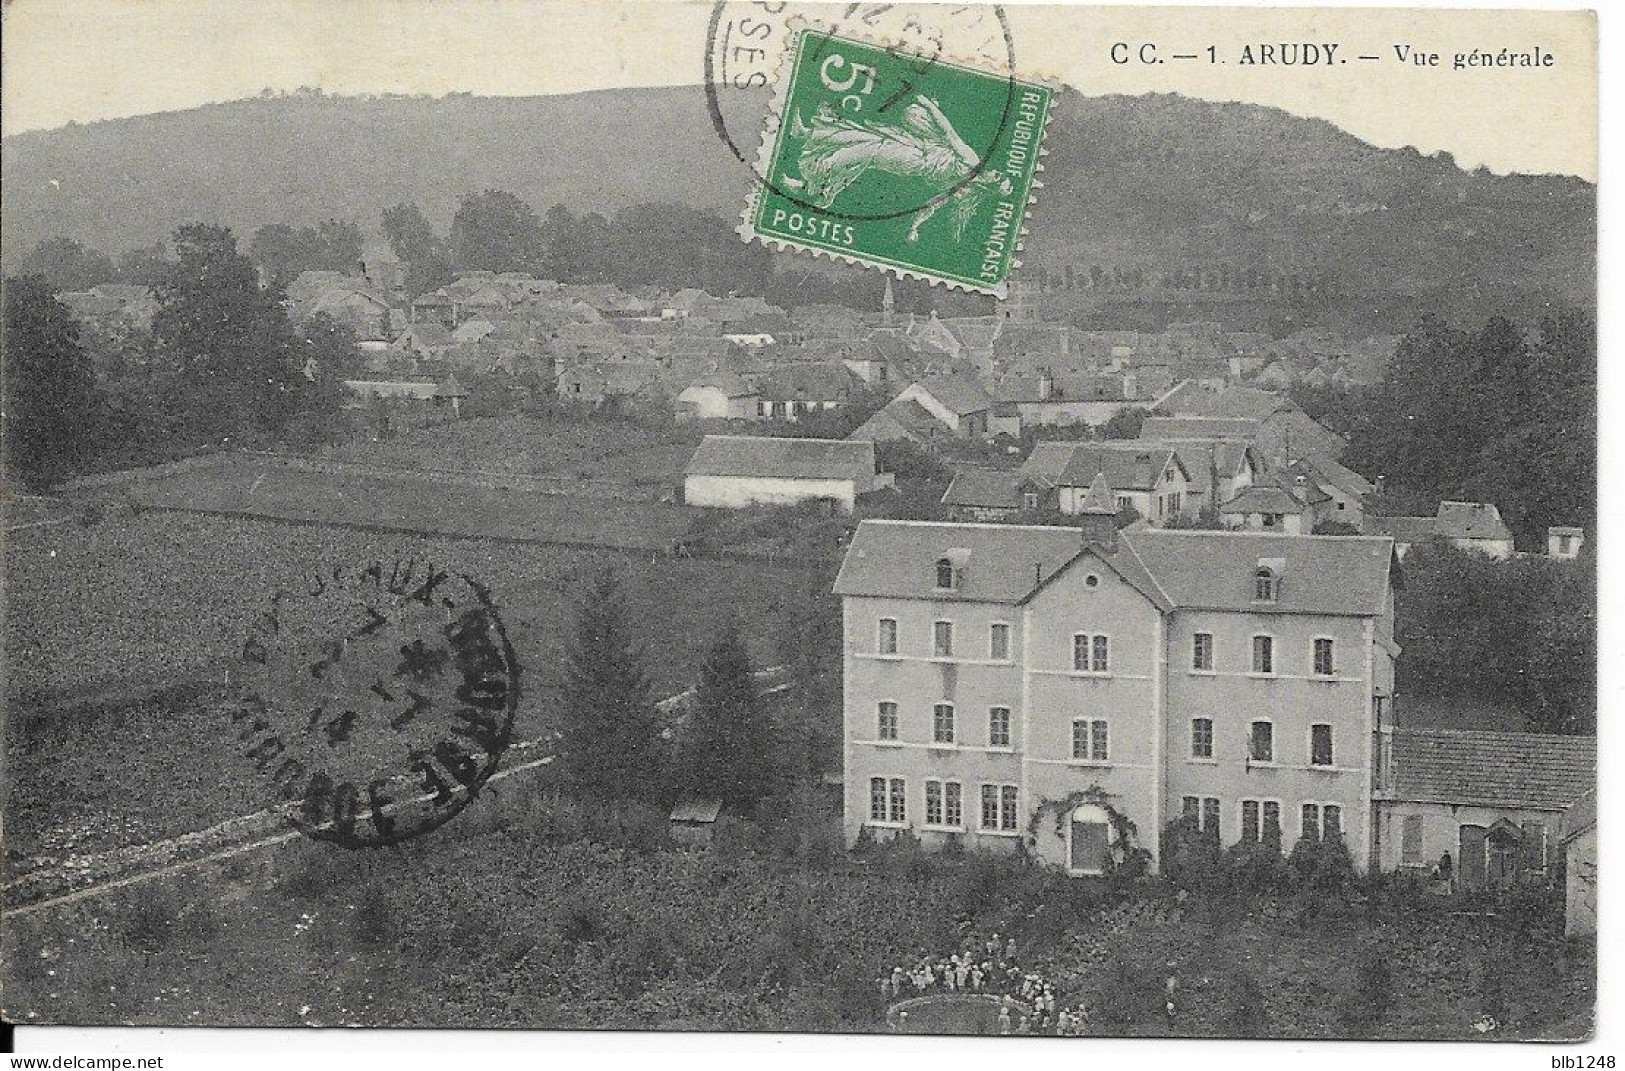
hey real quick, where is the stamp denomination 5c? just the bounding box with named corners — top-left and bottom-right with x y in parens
top-left (740, 26), bottom-right (1053, 296)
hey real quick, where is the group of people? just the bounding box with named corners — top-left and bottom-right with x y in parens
top-left (879, 932), bottom-right (1095, 1036)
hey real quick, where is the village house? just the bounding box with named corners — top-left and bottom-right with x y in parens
top-left (940, 469), bottom-right (1029, 522)
top-left (1372, 729), bottom-right (1595, 892)
top-left (683, 434), bottom-right (885, 513)
top-left (1283, 455), bottom-right (1373, 529)
top-left (1218, 483), bottom-right (1314, 535)
top-left (994, 370), bottom-right (1144, 429)
top-left (847, 396), bottom-right (952, 450)
top-left (675, 373), bottom-right (759, 422)
top-left (1366, 501), bottom-right (1516, 560)
top-left (1020, 442), bottom-right (1195, 525)
top-left (896, 375), bottom-right (996, 438)
top-left (751, 364), bottom-right (859, 422)
top-left (1548, 526), bottom-right (1586, 560)
top-left (835, 520), bottom-right (1400, 874)
top-left (1560, 789), bottom-right (1597, 936)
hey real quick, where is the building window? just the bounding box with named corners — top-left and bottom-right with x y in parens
top-left (933, 620), bottom-right (954, 658)
top-left (1023, 491), bottom-right (1040, 511)
top-left (981, 784), bottom-right (1019, 831)
top-left (1310, 724), bottom-right (1333, 766)
top-left (1192, 632), bottom-right (1213, 671)
top-left (1324, 804), bottom-right (1341, 838)
top-left (925, 780), bottom-right (949, 826)
top-left (872, 777), bottom-right (907, 824)
top-left (1191, 718), bottom-right (1214, 759)
top-left (1301, 803), bottom-right (1320, 842)
top-left (1071, 718), bottom-right (1109, 762)
top-left (1116, 495), bottom-right (1133, 512)
top-left (1241, 800), bottom-right (1280, 844)
top-left (1251, 635), bottom-right (1274, 675)
top-left (877, 702), bottom-right (898, 741)
top-left (1313, 638), bottom-right (1335, 676)
top-left (1072, 634), bottom-right (1109, 672)
top-left (988, 707), bottom-right (1011, 748)
top-left (1249, 720), bottom-right (1274, 763)
top-left (1401, 814), bottom-right (1424, 866)
top-left (989, 623), bottom-right (1011, 661)
top-left (1255, 567), bottom-right (1277, 601)
top-left (935, 558), bottom-right (956, 590)
top-left (981, 785), bottom-right (999, 829)
top-left (1181, 795), bottom-right (1220, 834)
top-left (1167, 492), bottom-right (1182, 515)
top-left (944, 781), bottom-right (962, 827)
top-left (869, 777), bottom-right (887, 821)
top-left (933, 703), bottom-right (955, 744)
top-left (877, 618), bottom-right (898, 655)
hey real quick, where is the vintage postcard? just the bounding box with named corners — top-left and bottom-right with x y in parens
top-left (0, 0), bottom-right (1600, 1054)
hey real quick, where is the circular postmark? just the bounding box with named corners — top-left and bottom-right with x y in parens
top-left (232, 559), bottom-right (519, 847)
top-left (705, 2), bottom-right (1017, 224)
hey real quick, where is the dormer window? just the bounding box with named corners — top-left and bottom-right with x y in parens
top-left (935, 558), bottom-right (956, 590)
top-left (1255, 567), bottom-right (1278, 602)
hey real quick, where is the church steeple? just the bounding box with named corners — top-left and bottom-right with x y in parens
top-left (881, 276), bottom-right (895, 326)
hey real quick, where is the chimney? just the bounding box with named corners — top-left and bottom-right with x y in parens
top-left (1038, 369), bottom-right (1054, 401)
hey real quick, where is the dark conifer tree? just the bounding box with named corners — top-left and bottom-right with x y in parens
top-left (684, 623), bottom-right (773, 811)
top-left (558, 568), bottom-right (666, 802)
top-left (2, 275), bottom-right (107, 489)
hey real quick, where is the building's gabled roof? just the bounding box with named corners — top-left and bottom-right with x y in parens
top-left (1141, 416), bottom-right (1263, 442)
top-left (942, 469), bottom-right (1022, 510)
top-left (911, 373), bottom-right (994, 416)
top-left (686, 434), bottom-right (873, 484)
top-left (1363, 514), bottom-right (1437, 545)
top-left (1120, 528), bottom-right (1395, 616)
top-left (1389, 728), bottom-right (1596, 811)
top-left (1219, 484), bottom-right (1307, 516)
top-left (1560, 788), bottom-right (1597, 843)
top-left (680, 373), bottom-right (756, 399)
top-left (753, 364), bottom-right (855, 402)
top-left (834, 521), bottom-right (1085, 602)
top-left (1435, 501), bottom-right (1513, 543)
top-left (848, 397), bottom-right (945, 444)
top-left (1288, 454), bottom-right (1374, 499)
top-left (1029, 443), bottom-right (1186, 492)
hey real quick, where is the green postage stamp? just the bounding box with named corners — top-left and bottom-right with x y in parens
top-left (740, 27), bottom-right (1054, 297)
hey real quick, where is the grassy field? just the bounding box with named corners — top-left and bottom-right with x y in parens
top-left (316, 415), bottom-right (705, 489)
top-left (122, 454), bottom-right (699, 550)
top-left (4, 509), bottom-right (824, 862)
top-left (0, 798), bottom-right (1594, 1036)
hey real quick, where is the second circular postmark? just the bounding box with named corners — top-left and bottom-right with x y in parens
top-left (232, 559), bottom-right (520, 848)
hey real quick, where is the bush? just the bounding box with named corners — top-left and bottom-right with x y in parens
top-left (1217, 968), bottom-right (1267, 1037)
top-left (117, 885), bottom-right (177, 956)
top-left (1337, 944), bottom-right (1393, 1036)
top-left (1288, 833), bottom-right (1357, 896)
top-left (1222, 839), bottom-right (1289, 896)
top-left (1093, 958), bottom-right (1164, 1032)
top-left (351, 882), bottom-right (399, 947)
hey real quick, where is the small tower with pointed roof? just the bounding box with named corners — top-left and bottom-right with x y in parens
top-left (1077, 471), bottom-right (1119, 548)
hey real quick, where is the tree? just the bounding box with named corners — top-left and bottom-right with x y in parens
top-left (683, 623), bottom-right (774, 811)
top-left (17, 238), bottom-right (117, 293)
top-left (2, 275), bottom-right (108, 489)
top-left (114, 241), bottom-right (176, 288)
top-left (249, 219), bottom-right (365, 286)
top-left (448, 190), bottom-right (544, 273)
top-left (1100, 405), bottom-right (1148, 440)
top-left (381, 203), bottom-right (453, 297)
top-left (150, 223), bottom-right (305, 443)
top-left (557, 568), bottom-right (666, 802)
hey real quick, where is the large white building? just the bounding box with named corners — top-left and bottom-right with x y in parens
top-left (683, 435), bottom-right (884, 513)
top-left (834, 518), bottom-right (1401, 874)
